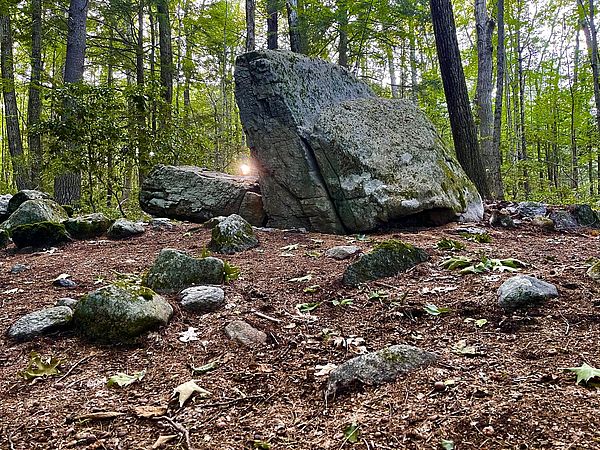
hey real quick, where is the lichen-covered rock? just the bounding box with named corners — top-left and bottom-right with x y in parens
top-left (7, 306), bottom-right (73, 341)
top-left (571, 204), bottom-right (599, 228)
top-left (326, 345), bottom-right (437, 397)
top-left (144, 248), bottom-right (224, 293)
top-left (0, 194), bottom-right (12, 222)
top-left (180, 286), bottom-right (225, 314)
top-left (549, 210), bottom-right (578, 231)
top-left (325, 245), bottom-right (361, 260)
top-left (139, 165), bottom-right (266, 226)
top-left (235, 50), bottom-right (482, 233)
top-left (107, 218), bottom-right (145, 239)
top-left (55, 297), bottom-right (78, 309)
top-left (531, 215), bottom-right (554, 230)
top-left (6, 190), bottom-right (51, 216)
top-left (11, 221), bottom-right (72, 248)
top-left (208, 214), bottom-right (259, 254)
top-left (517, 201), bottom-right (547, 218)
top-left (73, 284), bottom-right (173, 344)
top-left (64, 213), bottom-right (113, 239)
top-left (224, 320), bottom-right (267, 347)
top-left (342, 239), bottom-right (429, 286)
top-left (1, 199), bottom-right (68, 232)
top-left (497, 275), bottom-right (558, 312)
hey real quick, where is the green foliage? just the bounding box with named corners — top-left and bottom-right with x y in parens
top-left (223, 261), bottom-right (240, 282)
top-left (297, 302), bottom-right (321, 313)
top-left (343, 423), bottom-right (360, 444)
top-left (19, 352), bottom-right (63, 380)
top-left (437, 238), bottom-right (466, 251)
top-left (423, 304), bottom-right (450, 316)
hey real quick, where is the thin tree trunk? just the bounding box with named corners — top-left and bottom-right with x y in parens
top-left (387, 46), bottom-right (399, 98)
top-left (571, 26), bottom-right (580, 190)
top-left (0, 13), bottom-right (28, 190)
top-left (337, 0), bottom-right (348, 68)
top-left (287, 0), bottom-right (302, 53)
top-left (267, 0), bottom-right (278, 50)
top-left (136, 0), bottom-right (149, 185)
top-left (429, 0), bottom-right (491, 198)
top-left (245, 0), bottom-right (255, 52)
top-left (491, 0), bottom-right (505, 199)
top-left (27, 0), bottom-right (43, 189)
top-left (409, 20), bottom-right (418, 104)
top-left (580, 0), bottom-right (600, 141)
top-left (516, 3), bottom-right (529, 198)
top-left (149, 11), bottom-right (157, 136)
top-left (156, 0), bottom-right (173, 113)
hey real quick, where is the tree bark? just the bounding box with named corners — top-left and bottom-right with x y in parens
top-left (516, 4), bottom-right (529, 198)
top-left (580, 0), bottom-right (600, 142)
top-left (267, 0), bottom-right (278, 50)
top-left (0, 13), bottom-right (28, 190)
top-left (571, 25), bottom-right (580, 190)
top-left (27, 0), bottom-right (43, 189)
top-left (245, 0), bottom-right (255, 52)
top-left (337, 0), bottom-right (349, 68)
top-left (491, 0), bottom-right (505, 199)
top-left (286, 0), bottom-right (302, 53)
top-left (386, 46), bottom-right (399, 98)
top-left (430, 0), bottom-right (490, 198)
top-left (156, 0), bottom-right (173, 109)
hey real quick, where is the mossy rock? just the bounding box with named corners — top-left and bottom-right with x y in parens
top-left (571, 204), bottom-right (599, 228)
top-left (6, 190), bottom-right (51, 216)
top-left (64, 213), bottom-right (113, 239)
top-left (1, 199), bottom-right (68, 232)
top-left (208, 214), bottom-right (259, 254)
top-left (73, 284), bottom-right (173, 344)
top-left (0, 229), bottom-right (9, 248)
top-left (144, 248), bottom-right (224, 293)
top-left (342, 239), bottom-right (429, 286)
top-left (11, 221), bottom-right (72, 249)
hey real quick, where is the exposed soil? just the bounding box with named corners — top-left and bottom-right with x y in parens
top-left (1, 219), bottom-right (600, 450)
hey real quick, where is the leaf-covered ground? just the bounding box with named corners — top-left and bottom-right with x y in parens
top-left (1, 220), bottom-right (600, 449)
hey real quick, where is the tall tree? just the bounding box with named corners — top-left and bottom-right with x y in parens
top-left (0, 12), bottom-right (28, 190)
top-left (580, 0), bottom-right (600, 138)
top-left (430, 0), bottom-right (491, 198)
top-left (491, 0), bottom-right (505, 199)
top-left (156, 0), bottom-right (173, 108)
top-left (246, 0), bottom-right (256, 51)
top-left (287, 0), bottom-right (302, 53)
top-left (267, 0), bottom-right (278, 49)
top-left (27, 0), bottom-right (43, 189)
top-left (337, 0), bottom-right (349, 68)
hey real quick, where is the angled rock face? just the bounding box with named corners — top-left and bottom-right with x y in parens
top-left (139, 165), bottom-right (265, 226)
top-left (235, 50), bottom-right (483, 234)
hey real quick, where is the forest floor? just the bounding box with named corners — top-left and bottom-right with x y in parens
top-left (1, 218), bottom-right (600, 450)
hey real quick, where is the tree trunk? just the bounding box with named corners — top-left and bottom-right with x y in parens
top-left (571, 25), bottom-right (580, 190)
top-left (409, 20), bottom-right (418, 104)
top-left (337, 0), bottom-right (349, 68)
top-left (475, 0), bottom-right (501, 199)
top-left (580, 0), bottom-right (600, 140)
top-left (491, 0), bottom-right (505, 199)
top-left (267, 0), bottom-right (278, 50)
top-left (54, 0), bottom-right (87, 205)
top-left (286, 0), bottom-right (302, 53)
top-left (429, 0), bottom-right (491, 198)
top-left (245, 0), bottom-right (255, 52)
top-left (0, 13), bottom-right (28, 190)
top-left (27, 0), bottom-right (43, 189)
top-left (386, 46), bottom-right (399, 98)
top-left (156, 0), bottom-right (173, 110)
top-left (516, 6), bottom-right (529, 198)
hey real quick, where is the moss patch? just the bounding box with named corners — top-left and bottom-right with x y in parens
top-left (11, 221), bottom-right (71, 249)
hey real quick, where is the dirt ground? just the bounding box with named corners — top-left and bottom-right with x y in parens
top-left (1, 218), bottom-right (600, 450)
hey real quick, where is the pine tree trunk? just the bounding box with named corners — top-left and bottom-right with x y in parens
top-left (245, 0), bottom-right (255, 52)
top-left (429, 0), bottom-right (491, 198)
top-left (491, 0), bottom-right (505, 199)
top-left (0, 13), bottom-right (28, 190)
top-left (580, 0), bottom-right (600, 143)
top-left (267, 0), bottom-right (278, 50)
top-left (27, 0), bottom-right (43, 189)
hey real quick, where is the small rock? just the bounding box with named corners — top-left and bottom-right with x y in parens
top-left (203, 216), bottom-right (226, 228)
top-left (149, 218), bottom-right (175, 230)
top-left (53, 278), bottom-right (77, 289)
top-left (224, 320), bottom-right (267, 347)
top-left (326, 345), bottom-right (437, 397)
top-left (516, 201), bottom-right (547, 218)
top-left (531, 215), bottom-right (554, 230)
top-left (343, 239), bottom-right (428, 286)
top-left (455, 226), bottom-right (488, 236)
top-left (7, 190), bottom-right (52, 216)
top-left (489, 209), bottom-right (515, 228)
top-left (56, 297), bottom-right (79, 309)
top-left (11, 221), bottom-right (72, 249)
top-left (208, 214), bottom-right (259, 254)
top-left (64, 213), bottom-right (113, 239)
top-left (325, 245), bottom-right (361, 260)
top-left (497, 275), bottom-right (558, 312)
top-left (10, 263), bottom-right (28, 274)
top-left (106, 218), bottom-right (145, 239)
top-left (7, 306), bottom-right (73, 341)
top-left (548, 210), bottom-right (578, 231)
top-left (180, 286), bottom-right (225, 314)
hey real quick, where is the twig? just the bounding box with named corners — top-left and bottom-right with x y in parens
top-left (56, 355), bottom-right (94, 383)
top-left (7, 432), bottom-right (15, 450)
top-left (252, 310), bottom-right (282, 323)
top-left (157, 416), bottom-right (192, 450)
top-left (559, 311), bottom-right (570, 335)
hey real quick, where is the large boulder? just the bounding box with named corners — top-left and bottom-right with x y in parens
top-left (11, 221), bottom-right (71, 248)
top-left (64, 213), bottom-right (113, 239)
top-left (7, 190), bottom-right (51, 216)
top-left (1, 199), bottom-right (68, 232)
top-left (144, 248), bottom-right (224, 293)
top-left (73, 284), bottom-right (173, 344)
top-left (139, 165), bottom-right (266, 226)
top-left (235, 50), bottom-right (483, 233)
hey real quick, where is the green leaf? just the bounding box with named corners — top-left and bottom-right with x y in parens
top-left (344, 423), bottom-right (360, 444)
top-left (223, 261), bottom-right (240, 282)
top-left (332, 298), bottom-right (354, 307)
top-left (289, 274), bottom-right (313, 283)
top-left (252, 441), bottom-right (271, 449)
top-left (367, 290), bottom-right (389, 300)
top-left (303, 285), bottom-right (321, 293)
top-left (297, 302), bottom-right (321, 313)
top-left (19, 352), bottom-right (63, 380)
top-left (305, 251), bottom-right (322, 258)
top-left (563, 363), bottom-right (600, 385)
top-left (440, 256), bottom-right (473, 270)
top-left (437, 238), bottom-right (465, 251)
top-left (107, 369), bottom-right (146, 388)
top-left (423, 304), bottom-right (450, 316)
top-left (475, 319), bottom-right (488, 328)
top-left (440, 439), bottom-right (455, 450)
top-left (190, 361), bottom-right (218, 375)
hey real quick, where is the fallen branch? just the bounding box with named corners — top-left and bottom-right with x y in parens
top-left (252, 310), bottom-right (282, 323)
top-left (56, 355), bottom-right (94, 383)
top-left (155, 416), bottom-right (192, 450)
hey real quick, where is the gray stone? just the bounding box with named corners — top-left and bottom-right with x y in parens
top-left (235, 50), bottom-right (482, 233)
top-left (144, 248), bottom-right (224, 293)
top-left (497, 275), bottom-right (559, 312)
top-left (7, 190), bottom-right (52, 216)
top-left (489, 209), bottom-right (515, 228)
top-left (107, 218), bottom-right (145, 239)
top-left (517, 201), bottom-right (547, 218)
top-left (180, 286), bottom-right (225, 314)
top-left (224, 320), bottom-right (267, 347)
top-left (11, 221), bottom-right (72, 249)
top-left (325, 245), bottom-right (361, 260)
top-left (73, 284), bottom-right (173, 344)
top-left (55, 297), bottom-right (78, 309)
top-left (7, 306), bottom-right (73, 341)
top-left (1, 199), bottom-right (68, 232)
top-left (343, 239), bottom-right (429, 286)
top-left (208, 214), bottom-right (259, 254)
top-left (53, 278), bottom-right (77, 288)
top-left (139, 165), bottom-right (266, 226)
top-left (588, 261), bottom-right (600, 282)
top-left (549, 210), bottom-right (578, 231)
top-left (326, 345), bottom-right (437, 397)
top-left (150, 218), bottom-right (175, 230)
top-left (10, 263), bottom-right (28, 274)
top-left (203, 216), bottom-right (226, 228)
top-left (531, 215), bottom-right (554, 230)
top-left (571, 204), bottom-right (599, 228)
top-left (0, 194), bottom-right (12, 222)
top-left (239, 191), bottom-right (267, 227)
top-left (64, 213), bottom-right (113, 239)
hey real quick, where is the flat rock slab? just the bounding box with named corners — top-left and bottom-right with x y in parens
top-left (325, 245), bottom-right (361, 260)
top-left (180, 286), bottom-right (225, 314)
top-left (7, 306), bottom-right (73, 341)
top-left (225, 320), bottom-right (267, 347)
top-left (497, 275), bottom-right (558, 312)
top-left (326, 344), bottom-right (437, 397)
